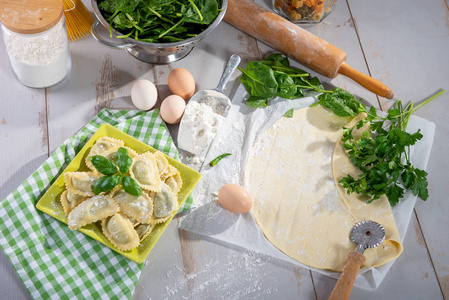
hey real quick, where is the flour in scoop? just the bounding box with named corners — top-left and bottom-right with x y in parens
top-left (178, 95), bottom-right (227, 155)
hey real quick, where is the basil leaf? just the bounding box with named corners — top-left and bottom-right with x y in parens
top-left (93, 175), bottom-right (121, 195)
top-left (122, 176), bottom-right (142, 196)
top-left (284, 109), bottom-right (294, 118)
top-left (116, 147), bottom-right (133, 174)
top-left (89, 155), bottom-right (119, 175)
top-left (93, 176), bottom-right (107, 195)
top-left (209, 153), bottom-right (232, 167)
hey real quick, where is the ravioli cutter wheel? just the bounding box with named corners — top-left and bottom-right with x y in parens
top-left (329, 221), bottom-right (386, 300)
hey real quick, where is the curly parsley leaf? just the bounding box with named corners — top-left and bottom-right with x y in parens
top-left (336, 89), bottom-right (445, 206)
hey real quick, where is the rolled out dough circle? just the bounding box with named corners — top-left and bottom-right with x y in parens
top-left (244, 106), bottom-right (402, 272)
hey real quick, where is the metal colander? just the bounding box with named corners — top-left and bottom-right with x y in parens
top-left (91, 0), bottom-right (228, 64)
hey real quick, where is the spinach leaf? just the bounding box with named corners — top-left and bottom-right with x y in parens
top-left (313, 87), bottom-right (366, 117)
top-left (274, 72), bottom-right (297, 99)
top-left (238, 62), bottom-right (278, 99)
top-left (284, 109), bottom-right (294, 118)
top-left (262, 53), bottom-right (290, 67)
top-left (238, 54), bottom-right (328, 107)
top-left (98, 0), bottom-right (220, 43)
top-left (246, 96), bottom-right (269, 108)
top-left (183, 0), bottom-right (219, 24)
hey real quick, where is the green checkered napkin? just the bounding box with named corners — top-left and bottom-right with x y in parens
top-left (0, 108), bottom-right (192, 299)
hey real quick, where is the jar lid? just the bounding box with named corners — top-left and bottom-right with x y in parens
top-left (0, 0), bottom-right (63, 34)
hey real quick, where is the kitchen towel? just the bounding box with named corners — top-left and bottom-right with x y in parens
top-left (0, 108), bottom-right (191, 299)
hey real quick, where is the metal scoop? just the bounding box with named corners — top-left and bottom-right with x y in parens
top-left (329, 221), bottom-right (386, 300)
top-left (177, 54), bottom-right (241, 155)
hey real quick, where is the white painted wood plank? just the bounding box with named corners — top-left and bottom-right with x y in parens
top-left (132, 218), bottom-right (190, 300)
top-left (0, 38), bottom-right (48, 200)
top-left (348, 0), bottom-right (449, 297)
top-left (176, 230), bottom-right (317, 300)
top-left (0, 29), bottom-right (48, 300)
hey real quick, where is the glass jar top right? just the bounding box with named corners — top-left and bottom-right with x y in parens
top-left (272, 0), bottom-right (337, 23)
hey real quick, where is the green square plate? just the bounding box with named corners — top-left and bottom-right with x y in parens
top-left (36, 123), bottom-right (201, 264)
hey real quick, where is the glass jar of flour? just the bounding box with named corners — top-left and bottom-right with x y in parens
top-left (0, 0), bottom-right (71, 88)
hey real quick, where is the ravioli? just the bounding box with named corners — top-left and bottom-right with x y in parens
top-left (129, 152), bottom-right (162, 192)
top-left (135, 223), bottom-right (155, 241)
top-left (161, 164), bottom-right (179, 181)
top-left (64, 172), bottom-right (100, 197)
top-left (68, 195), bottom-right (119, 230)
top-left (59, 136), bottom-right (184, 253)
top-left (154, 151), bottom-right (170, 179)
top-left (102, 213), bottom-right (140, 251)
top-left (152, 183), bottom-right (179, 223)
top-left (111, 189), bottom-right (153, 224)
top-left (86, 137), bottom-right (124, 171)
top-left (60, 190), bottom-right (87, 215)
top-left (164, 171), bottom-right (183, 195)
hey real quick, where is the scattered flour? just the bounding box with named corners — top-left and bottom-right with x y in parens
top-left (158, 250), bottom-right (278, 300)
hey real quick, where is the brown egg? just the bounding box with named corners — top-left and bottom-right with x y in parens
top-left (160, 95), bottom-right (186, 124)
top-left (218, 184), bottom-right (253, 214)
top-left (167, 68), bottom-right (195, 100)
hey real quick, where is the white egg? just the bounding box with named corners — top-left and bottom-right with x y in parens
top-left (131, 79), bottom-right (158, 110)
top-left (160, 95), bottom-right (186, 124)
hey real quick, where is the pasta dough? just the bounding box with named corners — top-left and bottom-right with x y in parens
top-left (244, 106), bottom-right (403, 272)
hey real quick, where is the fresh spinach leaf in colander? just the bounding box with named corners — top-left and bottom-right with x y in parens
top-left (98, 0), bottom-right (221, 43)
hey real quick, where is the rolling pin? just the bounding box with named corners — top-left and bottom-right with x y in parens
top-left (223, 0), bottom-right (394, 99)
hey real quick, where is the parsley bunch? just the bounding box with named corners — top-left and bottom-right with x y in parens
top-left (328, 90), bottom-right (444, 206)
top-left (89, 147), bottom-right (142, 196)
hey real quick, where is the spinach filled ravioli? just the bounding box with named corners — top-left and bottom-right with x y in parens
top-left (129, 152), bottom-right (162, 193)
top-left (59, 137), bottom-right (183, 251)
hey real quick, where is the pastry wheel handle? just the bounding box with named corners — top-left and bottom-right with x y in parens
top-left (328, 251), bottom-right (366, 300)
top-left (338, 62), bottom-right (394, 99)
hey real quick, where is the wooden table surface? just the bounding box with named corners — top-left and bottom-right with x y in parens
top-left (1, 0), bottom-right (448, 299)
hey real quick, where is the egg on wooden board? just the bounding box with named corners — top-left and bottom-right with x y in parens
top-left (160, 95), bottom-right (186, 124)
top-left (131, 79), bottom-right (158, 110)
top-left (167, 68), bottom-right (195, 100)
top-left (218, 184), bottom-right (253, 214)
